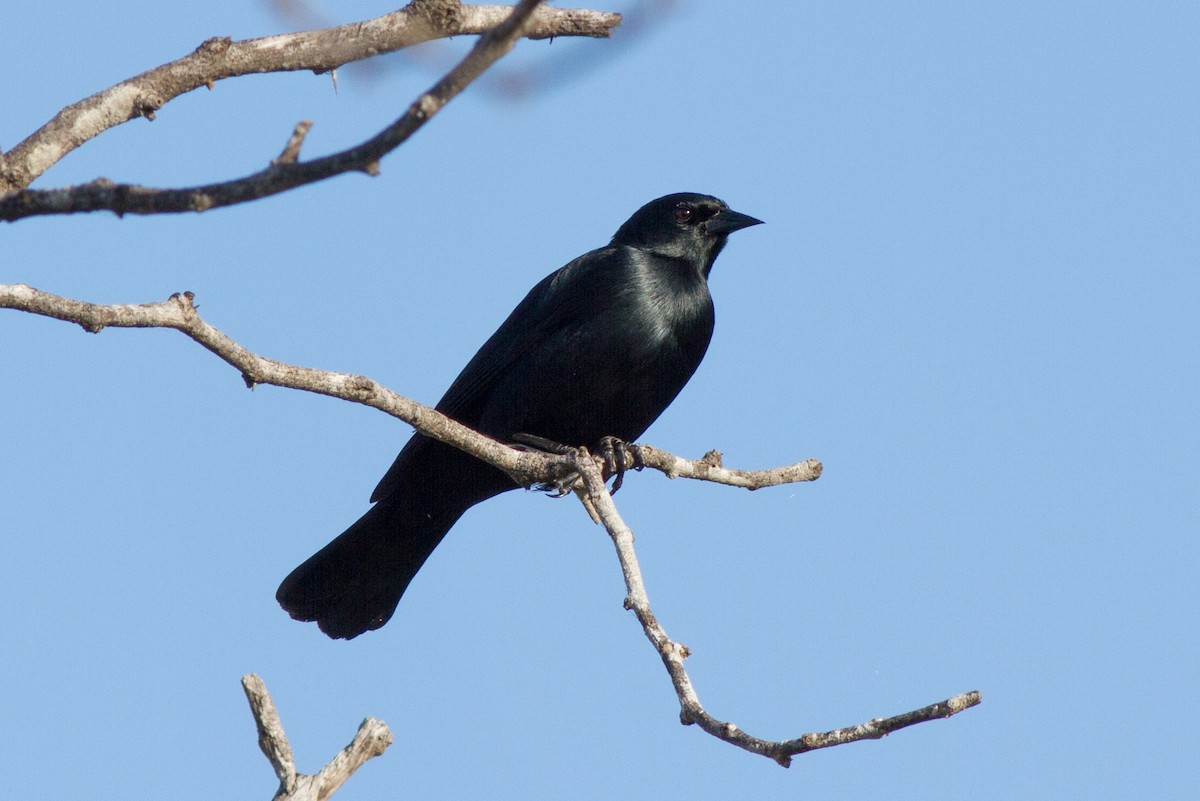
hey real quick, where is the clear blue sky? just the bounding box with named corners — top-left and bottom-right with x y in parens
top-left (3, 2), bottom-right (1197, 798)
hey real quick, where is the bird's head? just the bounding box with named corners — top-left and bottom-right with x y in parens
top-left (611, 193), bottom-right (763, 276)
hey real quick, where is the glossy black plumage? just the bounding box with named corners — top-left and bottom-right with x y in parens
top-left (276, 193), bottom-right (762, 638)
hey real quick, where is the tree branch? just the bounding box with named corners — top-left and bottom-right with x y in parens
top-left (0, 283), bottom-right (821, 495)
top-left (636, 444), bottom-right (822, 488)
top-left (571, 451), bottom-right (980, 767)
top-left (0, 283), bottom-right (559, 486)
top-left (0, 0), bottom-right (621, 217)
top-left (242, 673), bottom-right (392, 801)
top-left (6, 282), bottom-right (966, 764)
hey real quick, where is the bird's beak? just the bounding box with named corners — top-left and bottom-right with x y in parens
top-left (704, 208), bottom-right (764, 235)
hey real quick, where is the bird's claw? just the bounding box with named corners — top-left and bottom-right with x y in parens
top-left (597, 435), bottom-right (645, 495)
top-left (510, 432), bottom-right (575, 456)
top-left (510, 432), bottom-right (584, 496)
top-left (510, 433), bottom-right (643, 496)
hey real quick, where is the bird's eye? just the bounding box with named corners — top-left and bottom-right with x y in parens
top-left (674, 204), bottom-right (694, 223)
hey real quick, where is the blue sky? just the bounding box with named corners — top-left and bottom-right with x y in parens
top-left (3, 1), bottom-right (1197, 798)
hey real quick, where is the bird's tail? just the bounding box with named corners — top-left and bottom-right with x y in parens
top-left (276, 499), bottom-right (459, 639)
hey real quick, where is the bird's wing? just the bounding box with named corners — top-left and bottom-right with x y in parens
top-left (369, 246), bottom-right (618, 503)
top-left (436, 247), bottom-right (621, 418)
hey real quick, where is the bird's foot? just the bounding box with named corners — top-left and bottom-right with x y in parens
top-left (509, 433), bottom-right (643, 497)
top-left (596, 435), bottom-right (645, 494)
top-left (510, 433), bottom-right (584, 496)
top-left (510, 432), bottom-right (576, 456)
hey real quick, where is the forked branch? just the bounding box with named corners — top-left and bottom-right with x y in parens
top-left (0, 282), bottom-right (976, 766)
top-left (0, 0), bottom-right (621, 218)
top-left (242, 673), bottom-right (392, 801)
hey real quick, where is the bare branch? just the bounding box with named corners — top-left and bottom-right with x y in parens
top-left (0, 283), bottom-right (561, 486)
top-left (243, 674), bottom-right (298, 792)
top-left (0, 283), bottom-right (819, 497)
top-left (2, 282), bottom-right (967, 762)
top-left (572, 451), bottom-right (980, 767)
top-left (637, 445), bottom-right (823, 488)
top-left (242, 674), bottom-right (392, 801)
top-left (0, 0), bottom-right (621, 216)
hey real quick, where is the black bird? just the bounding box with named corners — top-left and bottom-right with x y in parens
top-left (277, 193), bottom-right (762, 638)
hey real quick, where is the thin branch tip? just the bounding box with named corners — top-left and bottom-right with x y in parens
top-left (274, 121), bottom-right (314, 166)
top-left (634, 446), bottom-right (822, 490)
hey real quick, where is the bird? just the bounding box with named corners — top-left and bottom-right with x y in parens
top-left (276, 193), bottom-right (763, 638)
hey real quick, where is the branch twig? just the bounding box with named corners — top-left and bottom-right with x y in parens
top-left (572, 451), bottom-right (980, 767)
top-left (637, 445), bottom-right (822, 488)
top-left (0, 0), bottom-right (621, 217)
top-left (242, 673), bottom-right (392, 801)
